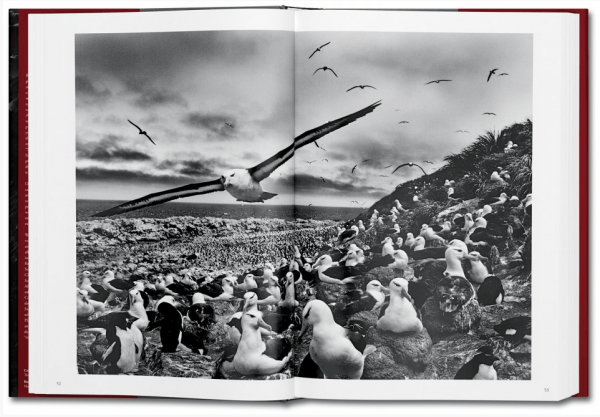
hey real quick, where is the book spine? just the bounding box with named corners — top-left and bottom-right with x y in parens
top-left (8, 9), bottom-right (19, 399)
top-left (16, 8), bottom-right (29, 398)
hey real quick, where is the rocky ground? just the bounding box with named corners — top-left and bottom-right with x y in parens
top-left (77, 200), bottom-right (531, 381)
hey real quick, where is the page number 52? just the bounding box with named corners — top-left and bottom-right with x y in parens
top-left (544, 388), bottom-right (549, 392)
top-left (56, 382), bottom-right (61, 386)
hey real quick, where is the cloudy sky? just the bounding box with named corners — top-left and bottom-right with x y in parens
top-left (76, 30), bottom-right (532, 207)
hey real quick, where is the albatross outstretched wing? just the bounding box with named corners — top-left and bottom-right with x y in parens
top-left (391, 163), bottom-right (410, 174)
top-left (92, 179), bottom-right (224, 217)
top-left (248, 101), bottom-right (381, 182)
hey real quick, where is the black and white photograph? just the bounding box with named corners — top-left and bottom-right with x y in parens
top-left (75, 29), bottom-right (533, 381)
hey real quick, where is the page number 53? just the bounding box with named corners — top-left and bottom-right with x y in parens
top-left (544, 388), bottom-right (549, 392)
top-left (56, 382), bottom-right (61, 386)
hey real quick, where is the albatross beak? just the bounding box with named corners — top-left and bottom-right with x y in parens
top-left (220, 175), bottom-right (227, 188)
top-left (400, 287), bottom-right (413, 302)
top-left (257, 317), bottom-right (273, 332)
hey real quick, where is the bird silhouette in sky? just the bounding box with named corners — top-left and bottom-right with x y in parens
top-left (455, 130), bottom-right (470, 133)
top-left (425, 79), bottom-right (451, 84)
top-left (225, 122), bottom-right (234, 128)
top-left (322, 159), bottom-right (329, 162)
top-left (487, 68), bottom-right (499, 82)
top-left (320, 177), bottom-right (326, 183)
top-left (398, 121), bottom-right (409, 124)
top-left (346, 85), bottom-right (377, 92)
top-left (362, 159), bottom-right (370, 163)
top-left (306, 160), bottom-right (316, 164)
top-left (392, 162), bottom-right (427, 176)
top-left (309, 42), bottom-right (330, 59)
top-left (313, 67), bottom-right (338, 77)
top-left (384, 165), bottom-right (392, 168)
top-left (379, 175), bottom-right (389, 177)
top-left (498, 73), bottom-right (509, 76)
top-left (127, 119), bottom-right (156, 145)
top-left (351, 165), bottom-right (358, 174)
top-left (423, 161), bottom-right (433, 164)
top-left (483, 112), bottom-right (497, 116)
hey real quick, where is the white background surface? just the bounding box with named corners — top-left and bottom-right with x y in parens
top-left (1, 0), bottom-right (598, 416)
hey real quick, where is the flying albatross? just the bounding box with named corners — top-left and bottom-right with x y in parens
top-left (128, 119), bottom-right (156, 145)
top-left (391, 162), bottom-right (427, 176)
top-left (93, 101), bottom-right (381, 217)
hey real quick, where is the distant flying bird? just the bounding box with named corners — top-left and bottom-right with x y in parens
top-left (320, 177), bottom-right (326, 183)
top-left (423, 161), bottom-right (433, 164)
top-left (308, 204), bottom-right (313, 206)
top-left (351, 201), bottom-right (359, 204)
top-left (322, 159), bottom-right (329, 162)
top-left (384, 165), bottom-right (392, 168)
top-left (379, 175), bottom-right (389, 178)
top-left (498, 73), bottom-right (509, 76)
top-left (309, 42), bottom-right (330, 59)
top-left (306, 160), bottom-right (316, 164)
top-left (225, 122), bottom-right (234, 128)
top-left (346, 85), bottom-right (377, 92)
top-left (487, 68), bottom-right (499, 82)
top-left (313, 67), bottom-right (338, 77)
top-left (398, 121), bottom-right (409, 124)
top-left (391, 162), bottom-right (427, 176)
top-left (92, 101), bottom-right (381, 217)
top-left (455, 130), bottom-right (470, 133)
top-left (362, 159), bottom-right (370, 163)
top-left (483, 112), bottom-right (497, 116)
top-left (351, 165), bottom-right (358, 174)
top-left (425, 79), bottom-right (451, 84)
top-left (127, 119), bottom-right (156, 145)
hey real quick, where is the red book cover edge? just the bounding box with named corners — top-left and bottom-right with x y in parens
top-left (459, 8), bottom-right (589, 399)
top-left (16, 7), bottom-right (589, 400)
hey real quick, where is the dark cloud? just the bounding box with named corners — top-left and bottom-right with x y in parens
top-left (75, 75), bottom-right (111, 103)
top-left (294, 173), bottom-right (387, 197)
top-left (77, 167), bottom-right (193, 185)
top-left (155, 156), bottom-right (233, 178)
top-left (181, 112), bottom-right (236, 138)
top-left (76, 134), bottom-right (152, 162)
top-left (133, 88), bottom-right (187, 108)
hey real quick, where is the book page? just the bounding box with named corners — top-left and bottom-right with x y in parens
top-left (292, 9), bottom-right (579, 401)
top-left (29, 8), bottom-right (302, 401)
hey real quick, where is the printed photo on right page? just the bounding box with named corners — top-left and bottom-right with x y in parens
top-left (293, 30), bottom-right (532, 381)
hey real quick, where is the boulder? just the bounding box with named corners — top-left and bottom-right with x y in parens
top-left (315, 282), bottom-right (344, 305)
top-left (362, 266), bottom-right (398, 287)
top-left (347, 309), bottom-right (380, 330)
top-left (421, 297), bottom-right (481, 339)
top-left (148, 349), bottom-right (214, 378)
top-left (422, 333), bottom-right (485, 379)
top-left (366, 327), bottom-right (432, 371)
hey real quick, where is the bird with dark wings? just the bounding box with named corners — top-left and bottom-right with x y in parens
top-left (308, 42), bottom-right (330, 59)
top-left (93, 101), bottom-right (381, 217)
top-left (424, 79), bottom-right (451, 84)
top-left (391, 162), bottom-right (427, 176)
top-left (346, 85), bottom-right (377, 92)
top-left (313, 66), bottom-right (338, 77)
top-left (487, 68), bottom-right (499, 82)
top-left (128, 119), bottom-right (156, 145)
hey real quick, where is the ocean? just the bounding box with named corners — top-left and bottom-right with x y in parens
top-left (76, 200), bottom-right (365, 223)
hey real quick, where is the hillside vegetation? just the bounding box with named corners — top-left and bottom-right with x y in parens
top-left (357, 119), bottom-right (532, 232)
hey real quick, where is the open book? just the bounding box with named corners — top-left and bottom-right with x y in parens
top-left (9, 6), bottom-right (588, 401)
